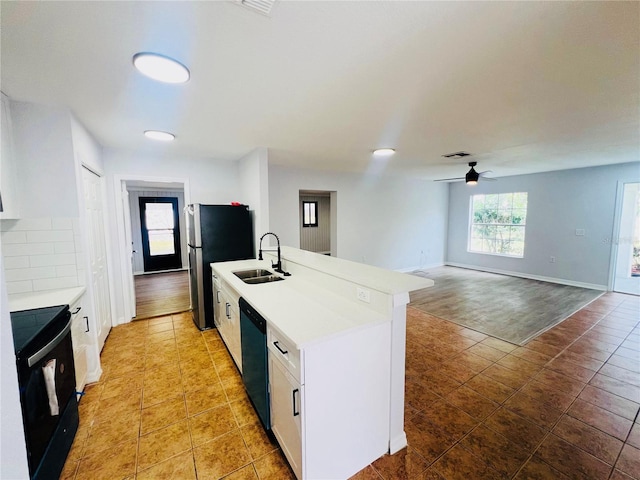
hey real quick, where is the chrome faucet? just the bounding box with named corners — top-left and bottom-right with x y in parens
top-left (258, 232), bottom-right (291, 276)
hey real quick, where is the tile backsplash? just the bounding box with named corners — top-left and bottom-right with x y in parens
top-left (1, 217), bottom-right (85, 295)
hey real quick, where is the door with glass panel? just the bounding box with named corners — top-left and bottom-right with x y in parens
top-left (139, 197), bottom-right (182, 272)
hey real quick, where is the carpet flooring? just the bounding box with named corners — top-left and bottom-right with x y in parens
top-left (410, 266), bottom-right (604, 345)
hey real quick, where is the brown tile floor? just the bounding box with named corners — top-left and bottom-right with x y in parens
top-left (61, 311), bottom-right (296, 480)
top-left (353, 292), bottom-right (639, 480)
top-left (62, 292), bottom-right (639, 480)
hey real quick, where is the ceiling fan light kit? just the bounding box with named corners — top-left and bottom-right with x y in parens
top-left (465, 161), bottom-right (479, 185)
top-left (434, 160), bottom-right (495, 184)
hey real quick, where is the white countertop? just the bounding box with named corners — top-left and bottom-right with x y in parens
top-left (212, 251), bottom-right (433, 348)
top-left (8, 287), bottom-right (86, 312)
top-left (278, 246), bottom-right (433, 295)
top-left (214, 259), bottom-right (389, 348)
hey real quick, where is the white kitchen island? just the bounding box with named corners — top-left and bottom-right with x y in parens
top-left (212, 247), bottom-right (433, 480)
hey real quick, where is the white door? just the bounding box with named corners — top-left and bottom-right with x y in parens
top-left (613, 182), bottom-right (640, 295)
top-left (82, 167), bottom-right (112, 351)
top-left (121, 184), bottom-right (136, 318)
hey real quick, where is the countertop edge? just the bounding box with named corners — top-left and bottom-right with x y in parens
top-left (8, 287), bottom-right (87, 312)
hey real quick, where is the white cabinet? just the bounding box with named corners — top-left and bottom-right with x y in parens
top-left (269, 353), bottom-right (302, 479)
top-left (69, 295), bottom-right (89, 397)
top-left (0, 93), bottom-right (19, 219)
top-left (212, 274), bottom-right (222, 329)
top-left (268, 322), bottom-right (392, 480)
top-left (212, 272), bottom-right (242, 372)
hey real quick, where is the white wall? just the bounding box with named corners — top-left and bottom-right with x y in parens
top-left (446, 162), bottom-right (640, 288)
top-left (268, 165), bottom-right (448, 270)
top-left (70, 115), bottom-right (104, 175)
top-left (0, 254), bottom-right (29, 479)
top-left (238, 147), bottom-right (270, 256)
top-left (102, 148), bottom-right (244, 324)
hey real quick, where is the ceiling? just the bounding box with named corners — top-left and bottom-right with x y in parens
top-left (1, 1), bottom-right (638, 180)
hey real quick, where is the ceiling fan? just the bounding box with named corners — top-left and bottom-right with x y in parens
top-left (434, 161), bottom-right (496, 185)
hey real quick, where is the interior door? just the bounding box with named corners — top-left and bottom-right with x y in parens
top-left (139, 197), bottom-right (182, 272)
top-left (82, 167), bottom-right (112, 352)
top-left (613, 182), bottom-right (640, 295)
top-left (121, 184), bottom-right (136, 318)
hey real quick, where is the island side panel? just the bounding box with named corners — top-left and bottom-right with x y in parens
top-left (389, 294), bottom-right (410, 453)
top-left (302, 321), bottom-right (391, 480)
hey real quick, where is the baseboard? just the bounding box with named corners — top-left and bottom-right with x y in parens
top-left (389, 431), bottom-right (408, 455)
top-left (85, 366), bottom-right (103, 385)
top-left (396, 262), bottom-right (444, 273)
top-left (445, 262), bottom-right (608, 291)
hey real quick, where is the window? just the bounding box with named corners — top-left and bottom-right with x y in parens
top-left (145, 202), bottom-right (176, 255)
top-left (469, 192), bottom-right (528, 257)
top-left (302, 201), bottom-right (318, 227)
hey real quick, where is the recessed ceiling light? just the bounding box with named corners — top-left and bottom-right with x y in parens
top-left (144, 130), bottom-right (175, 142)
top-left (133, 52), bottom-right (190, 84)
top-left (372, 148), bottom-right (395, 157)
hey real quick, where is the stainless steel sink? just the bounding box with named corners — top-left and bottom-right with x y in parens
top-left (233, 269), bottom-right (284, 284)
top-left (243, 275), bottom-right (284, 285)
top-left (233, 269), bottom-right (273, 280)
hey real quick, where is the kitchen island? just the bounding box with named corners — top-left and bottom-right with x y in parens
top-left (211, 246), bottom-right (433, 479)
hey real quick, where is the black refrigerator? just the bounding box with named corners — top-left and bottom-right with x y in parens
top-left (186, 204), bottom-right (254, 330)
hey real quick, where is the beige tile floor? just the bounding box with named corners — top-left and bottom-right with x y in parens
top-left (61, 311), bottom-right (295, 480)
top-left (61, 292), bottom-right (639, 480)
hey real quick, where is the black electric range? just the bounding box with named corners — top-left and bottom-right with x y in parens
top-left (10, 305), bottom-right (70, 358)
top-left (10, 305), bottom-right (78, 480)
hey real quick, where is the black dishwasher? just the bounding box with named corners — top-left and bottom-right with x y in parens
top-left (239, 297), bottom-right (271, 430)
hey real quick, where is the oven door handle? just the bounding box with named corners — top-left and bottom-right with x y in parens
top-left (27, 319), bottom-right (72, 368)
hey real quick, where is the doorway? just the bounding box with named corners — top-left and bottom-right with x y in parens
top-left (613, 182), bottom-right (640, 295)
top-left (114, 176), bottom-right (189, 323)
top-left (139, 197), bottom-right (182, 272)
top-left (299, 190), bottom-right (337, 256)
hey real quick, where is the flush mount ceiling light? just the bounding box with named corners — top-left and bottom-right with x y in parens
top-left (132, 52), bottom-right (190, 84)
top-left (144, 130), bottom-right (175, 142)
top-left (372, 148), bottom-right (396, 157)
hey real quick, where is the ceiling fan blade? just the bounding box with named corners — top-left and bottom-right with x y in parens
top-left (478, 170), bottom-right (493, 176)
top-left (481, 177), bottom-right (497, 181)
top-left (434, 177), bottom-right (464, 182)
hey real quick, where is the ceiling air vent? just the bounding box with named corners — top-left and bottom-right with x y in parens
top-left (442, 151), bottom-right (472, 159)
top-left (236, 0), bottom-right (276, 16)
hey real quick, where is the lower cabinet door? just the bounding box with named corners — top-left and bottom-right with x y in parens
top-left (269, 354), bottom-right (302, 479)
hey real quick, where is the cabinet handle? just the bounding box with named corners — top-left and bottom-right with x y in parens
top-left (226, 303), bottom-right (230, 319)
top-left (71, 306), bottom-right (81, 315)
top-left (274, 341), bottom-right (288, 355)
top-left (292, 388), bottom-right (300, 417)
top-left (84, 316), bottom-right (89, 332)
top-left (216, 291), bottom-right (220, 304)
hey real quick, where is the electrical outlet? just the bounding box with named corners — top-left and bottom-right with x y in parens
top-left (575, 229), bottom-right (585, 236)
top-left (357, 287), bottom-right (371, 303)
top-left (550, 256), bottom-right (556, 263)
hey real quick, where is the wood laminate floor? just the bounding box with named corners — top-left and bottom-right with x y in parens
top-left (134, 270), bottom-right (190, 320)
top-left (410, 266), bottom-right (605, 345)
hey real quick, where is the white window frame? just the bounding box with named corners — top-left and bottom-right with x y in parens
top-left (468, 192), bottom-right (528, 258)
